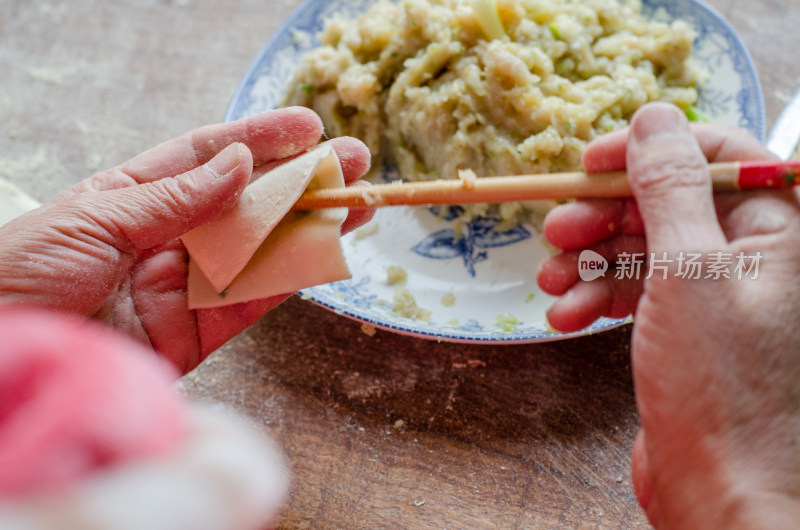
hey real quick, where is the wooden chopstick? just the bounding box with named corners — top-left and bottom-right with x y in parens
top-left (291, 160), bottom-right (800, 210)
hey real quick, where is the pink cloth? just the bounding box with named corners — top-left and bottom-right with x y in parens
top-left (0, 307), bottom-right (185, 499)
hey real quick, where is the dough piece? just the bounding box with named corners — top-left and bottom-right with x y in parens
top-left (0, 307), bottom-right (184, 500)
top-left (0, 307), bottom-right (288, 530)
top-left (183, 146), bottom-right (350, 309)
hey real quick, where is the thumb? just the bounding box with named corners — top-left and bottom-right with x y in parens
top-left (97, 143), bottom-right (252, 251)
top-left (626, 103), bottom-right (726, 253)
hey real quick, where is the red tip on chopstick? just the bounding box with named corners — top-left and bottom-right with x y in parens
top-left (737, 160), bottom-right (800, 190)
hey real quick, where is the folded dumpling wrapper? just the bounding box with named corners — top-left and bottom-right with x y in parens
top-left (181, 145), bottom-right (350, 309)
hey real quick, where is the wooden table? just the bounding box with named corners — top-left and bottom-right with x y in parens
top-left (2, 1), bottom-right (797, 528)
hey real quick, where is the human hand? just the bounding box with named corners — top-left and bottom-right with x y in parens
top-left (0, 107), bottom-right (374, 373)
top-left (537, 103), bottom-right (800, 527)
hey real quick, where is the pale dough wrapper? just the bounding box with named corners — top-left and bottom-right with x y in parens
top-left (182, 145), bottom-right (351, 309)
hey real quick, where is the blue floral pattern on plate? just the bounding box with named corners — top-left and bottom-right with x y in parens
top-left (411, 207), bottom-right (532, 277)
top-left (226, 0), bottom-right (764, 343)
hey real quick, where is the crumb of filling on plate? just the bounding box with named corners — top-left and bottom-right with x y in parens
top-left (392, 287), bottom-right (432, 321)
top-left (441, 291), bottom-right (457, 306)
top-left (386, 265), bottom-right (408, 285)
top-left (496, 311), bottom-right (520, 331)
top-left (353, 222), bottom-right (380, 241)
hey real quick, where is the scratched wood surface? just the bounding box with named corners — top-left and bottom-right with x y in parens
top-left (1, 0), bottom-right (797, 528)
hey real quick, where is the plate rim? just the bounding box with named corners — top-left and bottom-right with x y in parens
top-left (303, 292), bottom-right (633, 344)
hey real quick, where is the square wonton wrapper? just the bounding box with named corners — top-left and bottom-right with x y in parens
top-left (182, 146), bottom-right (350, 309)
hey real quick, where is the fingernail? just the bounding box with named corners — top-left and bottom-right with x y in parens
top-left (205, 143), bottom-right (242, 179)
top-left (631, 103), bottom-right (689, 142)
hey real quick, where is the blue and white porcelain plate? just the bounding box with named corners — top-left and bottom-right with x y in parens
top-left (227, 0), bottom-right (764, 343)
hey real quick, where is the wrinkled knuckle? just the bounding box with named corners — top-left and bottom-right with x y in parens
top-left (60, 193), bottom-right (93, 213)
top-left (729, 193), bottom-right (794, 236)
top-left (632, 158), bottom-right (708, 197)
top-left (148, 177), bottom-right (196, 224)
top-left (57, 195), bottom-right (111, 230)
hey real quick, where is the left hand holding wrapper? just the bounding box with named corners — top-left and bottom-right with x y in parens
top-left (0, 306), bottom-right (289, 529)
top-left (0, 107), bottom-right (374, 373)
